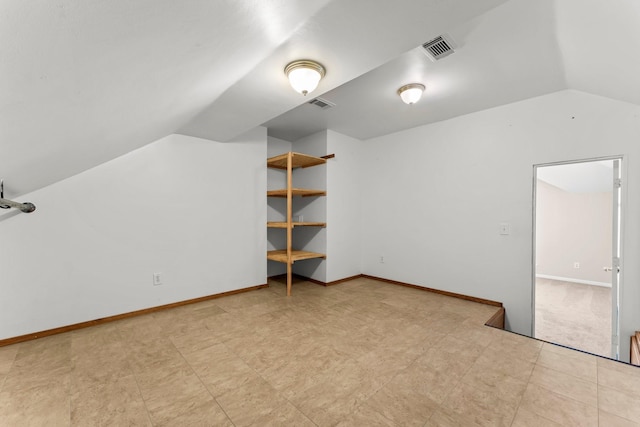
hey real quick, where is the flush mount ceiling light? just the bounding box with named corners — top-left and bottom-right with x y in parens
top-left (285, 60), bottom-right (326, 96)
top-left (397, 83), bottom-right (426, 105)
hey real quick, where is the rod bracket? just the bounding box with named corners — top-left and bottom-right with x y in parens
top-left (0, 179), bottom-right (36, 213)
top-left (0, 180), bottom-right (9, 209)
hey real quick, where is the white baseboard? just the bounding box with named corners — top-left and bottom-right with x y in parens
top-left (536, 274), bottom-right (611, 288)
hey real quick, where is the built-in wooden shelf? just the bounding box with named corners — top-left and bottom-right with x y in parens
top-left (267, 188), bottom-right (326, 198)
top-left (267, 250), bottom-right (327, 263)
top-left (267, 222), bottom-right (327, 228)
top-left (267, 152), bottom-right (326, 170)
top-left (266, 151), bottom-right (330, 296)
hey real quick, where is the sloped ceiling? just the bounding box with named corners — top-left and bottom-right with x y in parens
top-left (2, 0), bottom-right (638, 198)
top-left (266, 0), bottom-right (640, 142)
top-left (0, 0), bottom-right (333, 196)
top-left (265, 0), bottom-right (567, 141)
top-left (178, 0), bottom-right (509, 142)
top-left (556, 0), bottom-right (640, 106)
top-left (1, 0), bottom-right (507, 197)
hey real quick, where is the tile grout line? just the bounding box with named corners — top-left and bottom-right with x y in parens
top-left (518, 343), bottom-right (598, 423)
top-left (172, 340), bottom-right (238, 427)
top-left (68, 340), bottom-right (77, 427)
top-left (229, 310), bottom-right (325, 427)
top-left (217, 302), bottom-right (331, 427)
top-left (66, 348), bottom-right (72, 427)
top-left (112, 321), bottom-right (157, 427)
top-left (507, 340), bottom-right (542, 427)
top-left (423, 320), bottom-right (504, 425)
top-left (244, 287), bottom-right (387, 425)
top-left (359, 333), bottom-right (441, 427)
top-left (0, 346), bottom-right (19, 396)
top-left (536, 345), bottom-right (600, 381)
top-left (192, 298), bottom-right (324, 426)
top-left (445, 330), bottom-right (515, 424)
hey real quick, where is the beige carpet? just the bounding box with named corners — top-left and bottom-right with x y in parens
top-left (535, 278), bottom-right (611, 358)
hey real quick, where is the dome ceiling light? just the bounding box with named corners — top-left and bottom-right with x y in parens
top-left (284, 60), bottom-right (326, 96)
top-left (397, 83), bottom-right (425, 105)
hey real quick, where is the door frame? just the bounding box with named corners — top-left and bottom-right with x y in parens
top-left (531, 155), bottom-right (624, 358)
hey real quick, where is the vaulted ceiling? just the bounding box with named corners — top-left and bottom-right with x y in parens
top-left (266, 0), bottom-right (640, 141)
top-left (1, 0), bottom-right (638, 197)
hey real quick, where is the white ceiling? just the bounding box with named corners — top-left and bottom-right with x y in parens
top-left (266, 0), bottom-right (640, 142)
top-left (266, 0), bottom-right (566, 141)
top-left (0, 0), bottom-right (332, 196)
top-left (1, 0), bottom-right (639, 197)
top-left (537, 160), bottom-right (614, 193)
top-left (177, 0), bottom-right (508, 142)
top-left (556, 0), bottom-right (640, 106)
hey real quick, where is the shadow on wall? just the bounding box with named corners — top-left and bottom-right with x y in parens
top-left (0, 210), bottom-right (22, 223)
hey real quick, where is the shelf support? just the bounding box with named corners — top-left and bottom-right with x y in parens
top-left (286, 152), bottom-right (293, 296)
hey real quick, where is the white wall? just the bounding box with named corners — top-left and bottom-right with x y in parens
top-left (5, 88), bottom-right (640, 363)
top-left (326, 130), bottom-right (364, 282)
top-left (0, 129), bottom-right (267, 340)
top-left (360, 89), bottom-right (640, 362)
top-left (536, 179), bottom-right (612, 285)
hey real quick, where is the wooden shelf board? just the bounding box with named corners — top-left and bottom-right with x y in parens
top-left (267, 222), bottom-right (327, 228)
top-left (267, 152), bottom-right (327, 170)
top-left (267, 188), bottom-right (326, 198)
top-left (267, 250), bottom-right (326, 263)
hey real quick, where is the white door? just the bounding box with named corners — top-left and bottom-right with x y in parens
top-left (533, 157), bottom-right (622, 359)
top-left (610, 159), bottom-right (621, 359)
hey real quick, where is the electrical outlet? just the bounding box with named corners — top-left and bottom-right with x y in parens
top-left (573, 262), bottom-right (580, 269)
top-left (153, 273), bottom-right (162, 285)
top-left (380, 256), bottom-right (385, 263)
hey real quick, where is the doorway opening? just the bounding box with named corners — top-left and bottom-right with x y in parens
top-left (533, 157), bottom-right (622, 359)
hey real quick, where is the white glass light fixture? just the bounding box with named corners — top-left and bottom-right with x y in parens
top-left (397, 83), bottom-right (425, 105)
top-left (284, 60), bottom-right (326, 96)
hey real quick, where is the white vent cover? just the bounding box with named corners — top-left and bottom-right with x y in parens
top-left (308, 97), bottom-right (335, 110)
top-left (421, 34), bottom-right (456, 61)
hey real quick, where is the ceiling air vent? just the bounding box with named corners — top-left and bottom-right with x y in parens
top-left (308, 97), bottom-right (335, 110)
top-left (421, 34), bottom-right (456, 61)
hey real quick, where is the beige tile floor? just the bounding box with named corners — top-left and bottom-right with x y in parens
top-left (0, 276), bottom-right (639, 426)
